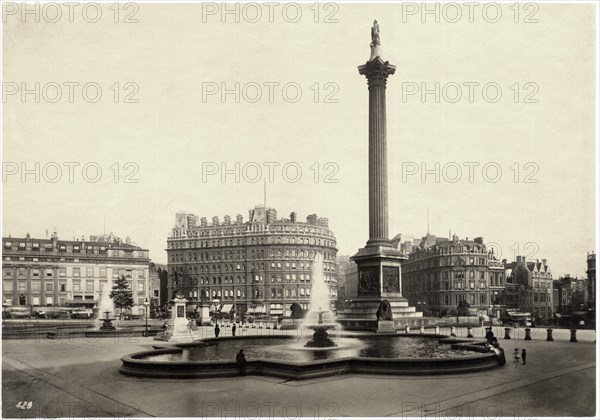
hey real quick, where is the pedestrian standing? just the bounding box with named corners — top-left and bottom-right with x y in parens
top-left (236, 349), bottom-right (247, 376)
top-left (232, 323), bottom-right (237, 337)
top-left (521, 349), bottom-right (527, 365)
top-left (513, 348), bottom-right (520, 368)
top-left (214, 324), bottom-right (220, 337)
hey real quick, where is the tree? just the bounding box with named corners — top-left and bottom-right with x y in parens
top-left (289, 302), bottom-right (305, 319)
top-left (110, 275), bottom-right (134, 320)
top-left (457, 300), bottom-right (471, 317)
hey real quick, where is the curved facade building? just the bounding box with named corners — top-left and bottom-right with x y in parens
top-left (402, 234), bottom-right (503, 317)
top-left (166, 205), bottom-right (338, 319)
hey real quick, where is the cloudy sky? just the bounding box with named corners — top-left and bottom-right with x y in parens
top-left (3, 2), bottom-right (596, 277)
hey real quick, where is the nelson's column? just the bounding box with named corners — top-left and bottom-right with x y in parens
top-left (337, 21), bottom-right (425, 332)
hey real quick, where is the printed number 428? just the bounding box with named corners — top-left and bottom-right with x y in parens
top-left (16, 401), bottom-right (32, 409)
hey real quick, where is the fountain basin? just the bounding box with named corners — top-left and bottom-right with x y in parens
top-left (119, 335), bottom-right (501, 380)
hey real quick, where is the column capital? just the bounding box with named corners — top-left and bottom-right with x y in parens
top-left (358, 57), bottom-right (396, 86)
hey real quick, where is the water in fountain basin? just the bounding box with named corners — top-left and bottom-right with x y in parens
top-left (95, 283), bottom-right (116, 328)
top-left (305, 252), bottom-right (332, 320)
top-left (300, 252), bottom-right (341, 347)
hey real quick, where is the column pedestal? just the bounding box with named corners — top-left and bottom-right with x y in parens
top-left (337, 246), bottom-right (424, 331)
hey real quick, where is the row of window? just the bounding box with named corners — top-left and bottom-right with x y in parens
top-left (3, 267), bottom-right (146, 279)
top-left (405, 257), bottom-right (489, 272)
top-left (404, 279), bottom-right (488, 293)
top-left (4, 242), bottom-right (149, 259)
top-left (408, 245), bottom-right (488, 261)
top-left (171, 224), bottom-right (333, 240)
top-left (406, 270), bottom-right (497, 282)
top-left (412, 292), bottom-right (488, 306)
top-left (184, 286), bottom-right (326, 300)
top-left (3, 279), bottom-right (146, 293)
top-left (170, 248), bottom-right (337, 264)
top-left (4, 294), bottom-right (149, 307)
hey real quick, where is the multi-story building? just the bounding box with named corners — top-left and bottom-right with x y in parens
top-left (166, 205), bottom-right (338, 319)
top-left (505, 256), bottom-right (554, 322)
top-left (149, 262), bottom-right (168, 318)
top-left (587, 252), bottom-right (596, 311)
top-left (2, 232), bottom-right (150, 317)
top-left (401, 234), bottom-right (501, 317)
top-left (553, 275), bottom-right (587, 314)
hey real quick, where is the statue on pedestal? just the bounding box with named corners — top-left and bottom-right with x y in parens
top-left (171, 268), bottom-right (184, 300)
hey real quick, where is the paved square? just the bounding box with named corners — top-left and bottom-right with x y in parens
top-left (2, 327), bottom-right (596, 418)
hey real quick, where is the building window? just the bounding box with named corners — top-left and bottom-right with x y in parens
top-left (87, 268), bottom-right (94, 277)
top-left (19, 295), bottom-right (26, 305)
top-left (18, 281), bottom-right (27, 292)
top-left (17, 267), bottom-right (26, 277)
top-left (31, 281), bottom-right (40, 292)
top-left (138, 282), bottom-right (145, 292)
top-left (73, 281), bottom-right (81, 292)
top-left (46, 296), bottom-right (54, 305)
top-left (45, 282), bottom-right (54, 292)
top-left (46, 269), bottom-right (53, 277)
top-left (59, 268), bottom-right (66, 277)
top-left (86, 280), bottom-right (94, 292)
top-left (73, 268), bottom-right (80, 277)
top-left (32, 296), bottom-right (40, 305)
top-left (100, 268), bottom-right (107, 278)
top-left (137, 269), bottom-right (145, 278)
top-left (59, 283), bottom-right (66, 292)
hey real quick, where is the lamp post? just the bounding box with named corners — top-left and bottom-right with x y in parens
top-left (143, 298), bottom-right (149, 337)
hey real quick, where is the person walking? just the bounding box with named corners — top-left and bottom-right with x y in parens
top-left (236, 349), bottom-right (247, 376)
top-left (232, 323), bottom-right (237, 337)
top-left (214, 324), bottom-right (220, 338)
top-left (513, 348), bottom-right (520, 368)
top-left (521, 348), bottom-right (527, 365)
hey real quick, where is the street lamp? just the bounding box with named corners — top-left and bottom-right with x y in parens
top-left (143, 298), bottom-right (149, 337)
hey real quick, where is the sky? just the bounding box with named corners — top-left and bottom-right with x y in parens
top-left (2, 2), bottom-right (597, 278)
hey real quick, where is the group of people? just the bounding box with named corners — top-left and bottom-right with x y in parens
top-left (485, 327), bottom-right (528, 367)
top-left (513, 348), bottom-right (527, 367)
top-left (213, 323), bottom-right (237, 337)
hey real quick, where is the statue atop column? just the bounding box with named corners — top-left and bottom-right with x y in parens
top-left (368, 20), bottom-right (383, 61)
top-left (370, 20), bottom-right (381, 47)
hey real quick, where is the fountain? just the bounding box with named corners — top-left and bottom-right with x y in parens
top-left (98, 310), bottom-right (116, 331)
top-left (95, 283), bottom-right (116, 329)
top-left (304, 309), bottom-right (337, 348)
top-left (301, 253), bottom-right (340, 348)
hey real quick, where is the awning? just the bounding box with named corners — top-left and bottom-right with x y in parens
top-left (221, 304), bottom-right (233, 313)
top-left (270, 309), bottom-right (283, 315)
top-left (246, 305), bottom-right (266, 314)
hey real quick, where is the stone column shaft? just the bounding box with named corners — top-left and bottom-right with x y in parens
top-left (368, 80), bottom-right (388, 244)
top-left (359, 58), bottom-right (396, 247)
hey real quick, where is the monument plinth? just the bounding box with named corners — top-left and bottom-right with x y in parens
top-left (155, 296), bottom-right (194, 342)
top-left (337, 21), bottom-right (425, 332)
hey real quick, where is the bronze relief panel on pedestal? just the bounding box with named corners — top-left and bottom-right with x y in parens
top-left (358, 267), bottom-right (380, 296)
top-left (382, 266), bottom-right (400, 293)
